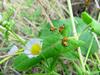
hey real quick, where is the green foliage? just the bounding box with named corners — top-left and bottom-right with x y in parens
top-left (81, 12), bottom-right (100, 35)
top-left (2, 7), bottom-right (15, 20)
top-left (21, 25), bottom-right (34, 37)
top-left (13, 54), bottom-right (42, 71)
top-left (13, 18), bottom-right (85, 71)
top-left (27, 72), bottom-right (60, 75)
top-left (21, 7), bottom-right (42, 21)
top-left (62, 50), bottom-right (79, 60)
top-left (73, 62), bottom-right (83, 75)
top-left (0, 1), bottom-right (100, 74)
top-left (0, 7), bottom-right (15, 41)
top-left (13, 17), bottom-right (98, 71)
top-left (2, 19), bottom-right (15, 30)
top-left (27, 74), bottom-right (46, 75)
top-left (40, 19), bottom-right (72, 37)
top-left (90, 20), bottom-right (100, 35)
top-left (0, 72), bottom-right (3, 75)
top-left (12, 14), bottom-right (99, 72)
top-left (75, 17), bottom-right (98, 55)
top-left (25, 0), bottom-right (35, 7)
top-left (2, 19), bottom-right (15, 41)
top-left (81, 12), bottom-right (92, 24)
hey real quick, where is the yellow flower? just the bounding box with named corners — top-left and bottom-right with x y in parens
top-left (24, 38), bottom-right (43, 58)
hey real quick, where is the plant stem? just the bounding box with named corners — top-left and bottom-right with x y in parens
top-left (0, 56), bottom-right (12, 64)
top-left (0, 51), bottom-right (23, 64)
top-left (59, 59), bottom-right (68, 75)
top-left (84, 37), bottom-right (94, 66)
top-left (67, 0), bottom-right (86, 72)
top-left (11, 31), bottom-right (26, 45)
top-left (95, 53), bottom-right (100, 64)
top-left (0, 25), bottom-right (25, 45)
top-left (2, 0), bottom-right (7, 10)
top-left (0, 48), bottom-right (23, 58)
top-left (92, 3), bottom-right (100, 64)
top-left (38, 0), bottom-right (54, 28)
top-left (94, 0), bottom-right (100, 9)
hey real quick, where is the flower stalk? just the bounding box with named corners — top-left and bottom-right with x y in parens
top-left (67, 0), bottom-right (86, 72)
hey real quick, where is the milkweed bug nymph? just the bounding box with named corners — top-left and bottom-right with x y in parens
top-left (62, 37), bottom-right (68, 41)
top-left (50, 26), bottom-right (56, 31)
top-left (62, 41), bottom-right (68, 46)
top-left (62, 37), bottom-right (68, 47)
top-left (59, 25), bottom-right (64, 32)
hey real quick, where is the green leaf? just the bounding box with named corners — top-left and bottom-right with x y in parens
top-left (62, 50), bottom-right (79, 60)
top-left (90, 20), bottom-right (100, 35)
top-left (40, 19), bottom-right (84, 60)
top-left (40, 19), bottom-right (72, 37)
top-left (73, 62), bottom-right (83, 75)
top-left (81, 12), bottom-right (100, 35)
top-left (13, 18), bottom-right (83, 71)
top-left (81, 12), bottom-right (92, 24)
top-left (13, 17), bottom-right (98, 71)
top-left (41, 17), bottom-right (98, 58)
top-left (2, 7), bottom-right (15, 20)
top-left (75, 17), bottom-right (98, 55)
top-left (52, 17), bottom-right (98, 55)
top-left (13, 54), bottom-right (42, 71)
top-left (80, 32), bottom-right (98, 55)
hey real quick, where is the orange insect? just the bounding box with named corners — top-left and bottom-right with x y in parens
top-left (62, 41), bottom-right (68, 46)
top-left (62, 37), bottom-right (68, 47)
top-left (59, 25), bottom-right (64, 32)
top-left (50, 26), bottom-right (56, 31)
top-left (62, 37), bottom-right (68, 41)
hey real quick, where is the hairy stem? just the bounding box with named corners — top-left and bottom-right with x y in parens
top-left (67, 0), bottom-right (86, 72)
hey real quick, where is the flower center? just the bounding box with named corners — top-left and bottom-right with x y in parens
top-left (31, 43), bottom-right (41, 55)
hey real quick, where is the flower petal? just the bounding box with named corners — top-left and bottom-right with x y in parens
top-left (8, 45), bottom-right (18, 55)
top-left (25, 38), bottom-right (43, 50)
top-left (24, 38), bottom-right (43, 58)
top-left (24, 49), bottom-right (31, 55)
top-left (27, 54), bottom-right (38, 58)
top-left (0, 14), bottom-right (2, 20)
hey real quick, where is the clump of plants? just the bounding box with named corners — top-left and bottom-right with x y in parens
top-left (0, 0), bottom-right (100, 75)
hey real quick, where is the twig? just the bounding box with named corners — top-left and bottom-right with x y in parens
top-left (0, 48), bottom-right (23, 58)
top-left (3, 61), bottom-right (9, 73)
top-left (55, 0), bottom-right (65, 19)
top-left (0, 56), bottom-right (12, 64)
top-left (13, 7), bottom-right (20, 20)
top-left (94, 0), bottom-right (100, 9)
top-left (0, 26), bottom-right (25, 45)
top-left (10, 67), bottom-right (21, 75)
top-left (37, 0), bottom-right (54, 28)
top-left (0, 51), bottom-right (23, 64)
top-left (2, 0), bottom-right (7, 10)
top-left (23, 17), bottom-right (39, 31)
top-left (0, 54), bottom-right (16, 58)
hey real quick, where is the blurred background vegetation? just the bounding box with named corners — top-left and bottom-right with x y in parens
top-left (0, 0), bottom-right (100, 75)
